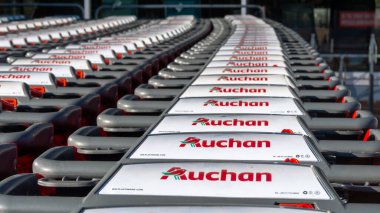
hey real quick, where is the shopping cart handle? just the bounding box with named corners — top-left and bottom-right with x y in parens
top-left (5, 56), bottom-right (17, 63)
top-left (305, 110), bottom-right (378, 131)
top-left (0, 143), bottom-right (17, 179)
top-left (345, 203), bottom-right (380, 213)
top-left (158, 69), bottom-right (196, 79)
top-left (296, 77), bottom-right (339, 89)
top-left (24, 51), bottom-right (37, 57)
top-left (327, 164), bottom-right (380, 184)
top-left (167, 63), bottom-right (203, 72)
top-left (187, 49), bottom-right (214, 55)
top-left (68, 126), bottom-right (138, 154)
top-left (0, 174), bottom-right (82, 213)
top-left (135, 84), bottom-right (181, 99)
top-left (11, 123), bottom-right (53, 152)
top-left (293, 71), bottom-right (334, 80)
top-left (299, 85), bottom-right (350, 101)
top-left (117, 95), bottom-right (171, 113)
top-left (292, 64), bottom-right (327, 73)
top-left (290, 59), bottom-right (323, 65)
top-left (303, 97), bottom-right (360, 115)
top-left (180, 52), bottom-right (211, 59)
top-left (32, 146), bottom-right (113, 179)
top-left (0, 106), bottom-right (82, 131)
top-left (146, 77), bottom-right (347, 98)
top-left (369, 129), bottom-right (380, 139)
top-left (29, 93), bottom-right (100, 124)
top-left (149, 76), bottom-right (189, 88)
top-left (288, 54), bottom-right (319, 60)
top-left (97, 108), bottom-right (158, 129)
top-left (318, 138), bottom-right (380, 157)
top-left (174, 57), bottom-right (207, 65)
top-left (191, 45), bottom-right (220, 51)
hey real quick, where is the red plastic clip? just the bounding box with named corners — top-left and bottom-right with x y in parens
top-left (284, 158), bottom-right (300, 164)
top-left (1, 98), bottom-right (18, 111)
top-left (30, 86), bottom-right (46, 97)
top-left (362, 129), bottom-right (371, 142)
top-left (92, 64), bottom-right (98, 71)
top-left (76, 70), bottom-right (85, 79)
top-left (279, 203), bottom-right (314, 209)
top-left (56, 78), bottom-right (67, 87)
top-left (352, 111), bottom-right (358, 119)
top-left (116, 53), bottom-right (123, 59)
top-left (104, 58), bottom-right (110, 65)
top-left (281, 129), bottom-right (294, 134)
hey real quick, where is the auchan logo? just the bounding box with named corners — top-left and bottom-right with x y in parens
top-left (203, 99), bottom-right (269, 107)
top-left (160, 167), bottom-right (272, 182)
top-left (238, 42), bottom-right (270, 46)
top-left (48, 55), bottom-right (85, 59)
top-left (0, 74), bottom-right (30, 79)
top-left (222, 68), bottom-right (268, 74)
top-left (229, 56), bottom-right (268, 61)
top-left (179, 136), bottom-right (270, 148)
top-left (226, 62), bottom-right (268, 67)
top-left (31, 60), bottom-right (70, 65)
top-left (8, 66), bottom-right (53, 72)
top-left (236, 46), bottom-right (268, 50)
top-left (234, 51), bottom-right (268, 55)
top-left (209, 87), bottom-right (266, 93)
top-left (191, 117), bottom-right (269, 127)
top-left (217, 76), bottom-right (268, 82)
top-left (64, 50), bottom-right (98, 54)
top-left (82, 45), bottom-right (110, 49)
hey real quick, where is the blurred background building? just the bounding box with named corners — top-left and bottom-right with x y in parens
top-left (2, 0), bottom-right (380, 113)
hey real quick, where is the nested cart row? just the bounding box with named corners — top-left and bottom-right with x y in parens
top-left (0, 14), bottom-right (379, 213)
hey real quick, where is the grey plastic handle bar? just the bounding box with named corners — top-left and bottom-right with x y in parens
top-left (327, 164), bottom-right (380, 184)
top-left (68, 126), bottom-right (138, 154)
top-left (291, 65), bottom-right (327, 72)
top-left (135, 83), bottom-right (349, 102)
top-left (0, 143), bottom-right (17, 179)
top-left (148, 75), bottom-right (339, 90)
top-left (305, 110), bottom-right (378, 131)
top-left (157, 68), bottom-right (335, 80)
top-left (118, 95), bottom-right (359, 117)
top-left (135, 84), bottom-right (181, 99)
top-left (175, 56), bottom-right (321, 66)
top-left (32, 146), bottom-right (114, 179)
top-left (298, 85), bottom-right (350, 101)
top-left (158, 69), bottom-right (197, 79)
top-left (149, 76), bottom-right (189, 88)
top-left (0, 123), bottom-right (53, 152)
top-left (303, 96), bottom-right (360, 115)
top-left (296, 78), bottom-right (339, 89)
top-left (318, 138), bottom-right (380, 157)
top-left (0, 106), bottom-right (82, 130)
top-left (0, 174), bottom-right (82, 213)
top-left (117, 95), bottom-right (171, 113)
top-left (318, 128), bottom-right (380, 155)
top-left (97, 108), bottom-right (159, 129)
top-left (97, 108), bottom-right (377, 134)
